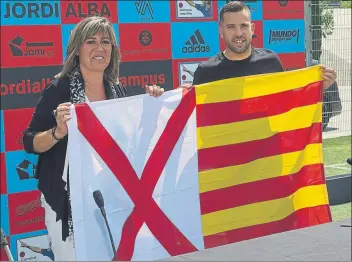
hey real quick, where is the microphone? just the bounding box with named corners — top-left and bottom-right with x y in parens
top-left (93, 190), bottom-right (116, 257)
top-left (347, 158), bottom-right (351, 166)
top-left (1, 228), bottom-right (14, 261)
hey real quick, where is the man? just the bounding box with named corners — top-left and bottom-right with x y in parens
top-left (20, 240), bottom-right (55, 261)
top-left (309, 0), bottom-right (342, 130)
top-left (191, 1), bottom-right (337, 89)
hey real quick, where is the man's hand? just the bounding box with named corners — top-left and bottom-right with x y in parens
top-left (145, 85), bottom-right (164, 97)
top-left (321, 65), bottom-right (337, 90)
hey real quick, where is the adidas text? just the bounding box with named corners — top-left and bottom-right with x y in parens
top-left (182, 45), bottom-right (210, 53)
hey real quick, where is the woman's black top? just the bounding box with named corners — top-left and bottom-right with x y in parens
top-left (23, 75), bottom-right (126, 240)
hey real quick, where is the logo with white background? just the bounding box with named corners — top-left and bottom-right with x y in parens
top-left (179, 62), bottom-right (199, 85)
top-left (176, 0), bottom-right (213, 19)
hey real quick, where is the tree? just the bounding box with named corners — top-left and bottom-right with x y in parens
top-left (320, 1), bottom-right (335, 38)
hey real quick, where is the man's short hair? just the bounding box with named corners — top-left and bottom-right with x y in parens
top-left (219, 1), bottom-right (251, 22)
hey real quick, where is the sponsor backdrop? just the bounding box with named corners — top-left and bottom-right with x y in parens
top-left (0, 0), bottom-right (305, 260)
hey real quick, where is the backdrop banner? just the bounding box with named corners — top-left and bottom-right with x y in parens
top-left (0, 1), bottom-right (307, 260)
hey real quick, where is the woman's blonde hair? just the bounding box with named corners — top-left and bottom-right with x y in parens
top-left (55, 16), bottom-right (120, 84)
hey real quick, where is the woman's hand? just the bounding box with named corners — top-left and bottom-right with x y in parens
top-left (54, 102), bottom-right (72, 138)
top-left (145, 85), bottom-right (164, 97)
top-left (177, 83), bottom-right (194, 90)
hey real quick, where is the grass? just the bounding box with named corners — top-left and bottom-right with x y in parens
top-left (330, 203), bottom-right (352, 221)
top-left (322, 135), bottom-right (351, 221)
top-left (323, 135), bottom-right (351, 177)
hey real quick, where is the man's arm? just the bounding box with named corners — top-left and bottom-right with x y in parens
top-left (182, 65), bottom-right (195, 77)
top-left (21, 241), bottom-right (42, 254)
top-left (273, 55), bottom-right (285, 72)
top-left (187, 70), bottom-right (195, 77)
top-left (185, 0), bottom-right (196, 7)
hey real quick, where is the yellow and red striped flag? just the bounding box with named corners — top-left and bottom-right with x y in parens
top-left (195, 65), bottom-right (332, 248)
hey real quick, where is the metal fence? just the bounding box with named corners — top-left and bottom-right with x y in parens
top-left (305, 0), bottom-right (351, 139)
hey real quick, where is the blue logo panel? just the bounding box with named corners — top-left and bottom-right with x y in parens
top-left (10, 230), bottom-right (48, 261)
top-left (118, 1), bottom-right (170, 23)
top-left (61, 24), bottom-right (76, 62)
top-left (1, 195), bottom-right (10, 236)
top-left (171, 22), bottom-right (220, 59)
top-left (1, 0), bottom-right (61, 25)
top-left (62, 24), bottom-right (120, 62)
top-left (218, 1), bottom-right (263, 21)
top-left (263, 19), bottom-right (305, 54)
top-left (0, 111), bottom-right (4, 153)
top-left (6, 151), bottom-right (38, 194)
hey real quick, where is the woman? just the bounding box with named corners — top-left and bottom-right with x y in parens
top-left (23, 16), bottom-right (164, 260)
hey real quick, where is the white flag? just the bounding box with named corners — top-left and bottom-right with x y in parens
top-left (67, 89), bottom-right (205, 261)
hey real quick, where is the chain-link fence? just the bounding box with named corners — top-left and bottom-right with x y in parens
top-left (305, 0), bottom-right (351, 139)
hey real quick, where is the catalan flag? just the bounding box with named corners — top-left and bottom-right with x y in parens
top-left (67, 65), bottom-right (331, 261)
top-left (195, 65), bottom-right (332, 248)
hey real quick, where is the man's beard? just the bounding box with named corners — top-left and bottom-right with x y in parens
top-left (226, 38), bottom-right (251, 54)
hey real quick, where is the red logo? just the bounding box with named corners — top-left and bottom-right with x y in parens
top-left (220, 20), bottom-right (263, 51)
top-left (0, 153), bottom-right (6, 194)
top-left (139, 30), bottom-right (152, 46)
top-left (4, 108), bottom-right (35, 152)
top-left (119, 74), bottom-right (165, 88)
top-left (278, 53), bottom-right (306, 71)
top-left (1, 78), bottom-right (52, 97)
top-left (61, 1), bottom-right (118, 24)
top-left (8, 191), bottom-right (45, 235)
top-left (263, 1), bottom-right (304, 20)
top-left (119, 23), bottom-right (171, 62)
top-left (0, 26), bottom-right (62, 68)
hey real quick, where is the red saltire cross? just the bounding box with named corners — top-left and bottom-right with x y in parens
top-left (75, 88), bottom-right (198, 261)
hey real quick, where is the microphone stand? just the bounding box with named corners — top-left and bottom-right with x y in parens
top-left (100, 206), bottom-right (116, 256)
top-left (93, 190), bottom-right (116, 258)
top-left (1, 228), bottom-right (14, 261)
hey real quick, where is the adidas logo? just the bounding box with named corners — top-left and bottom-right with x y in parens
top-left (182, 29), bottom-right (210, 53)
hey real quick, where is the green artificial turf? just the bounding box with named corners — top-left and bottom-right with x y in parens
top-left (323, 136), bottom-right (351, 177)
top-left (330, 203), bottom-right (352, 221)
